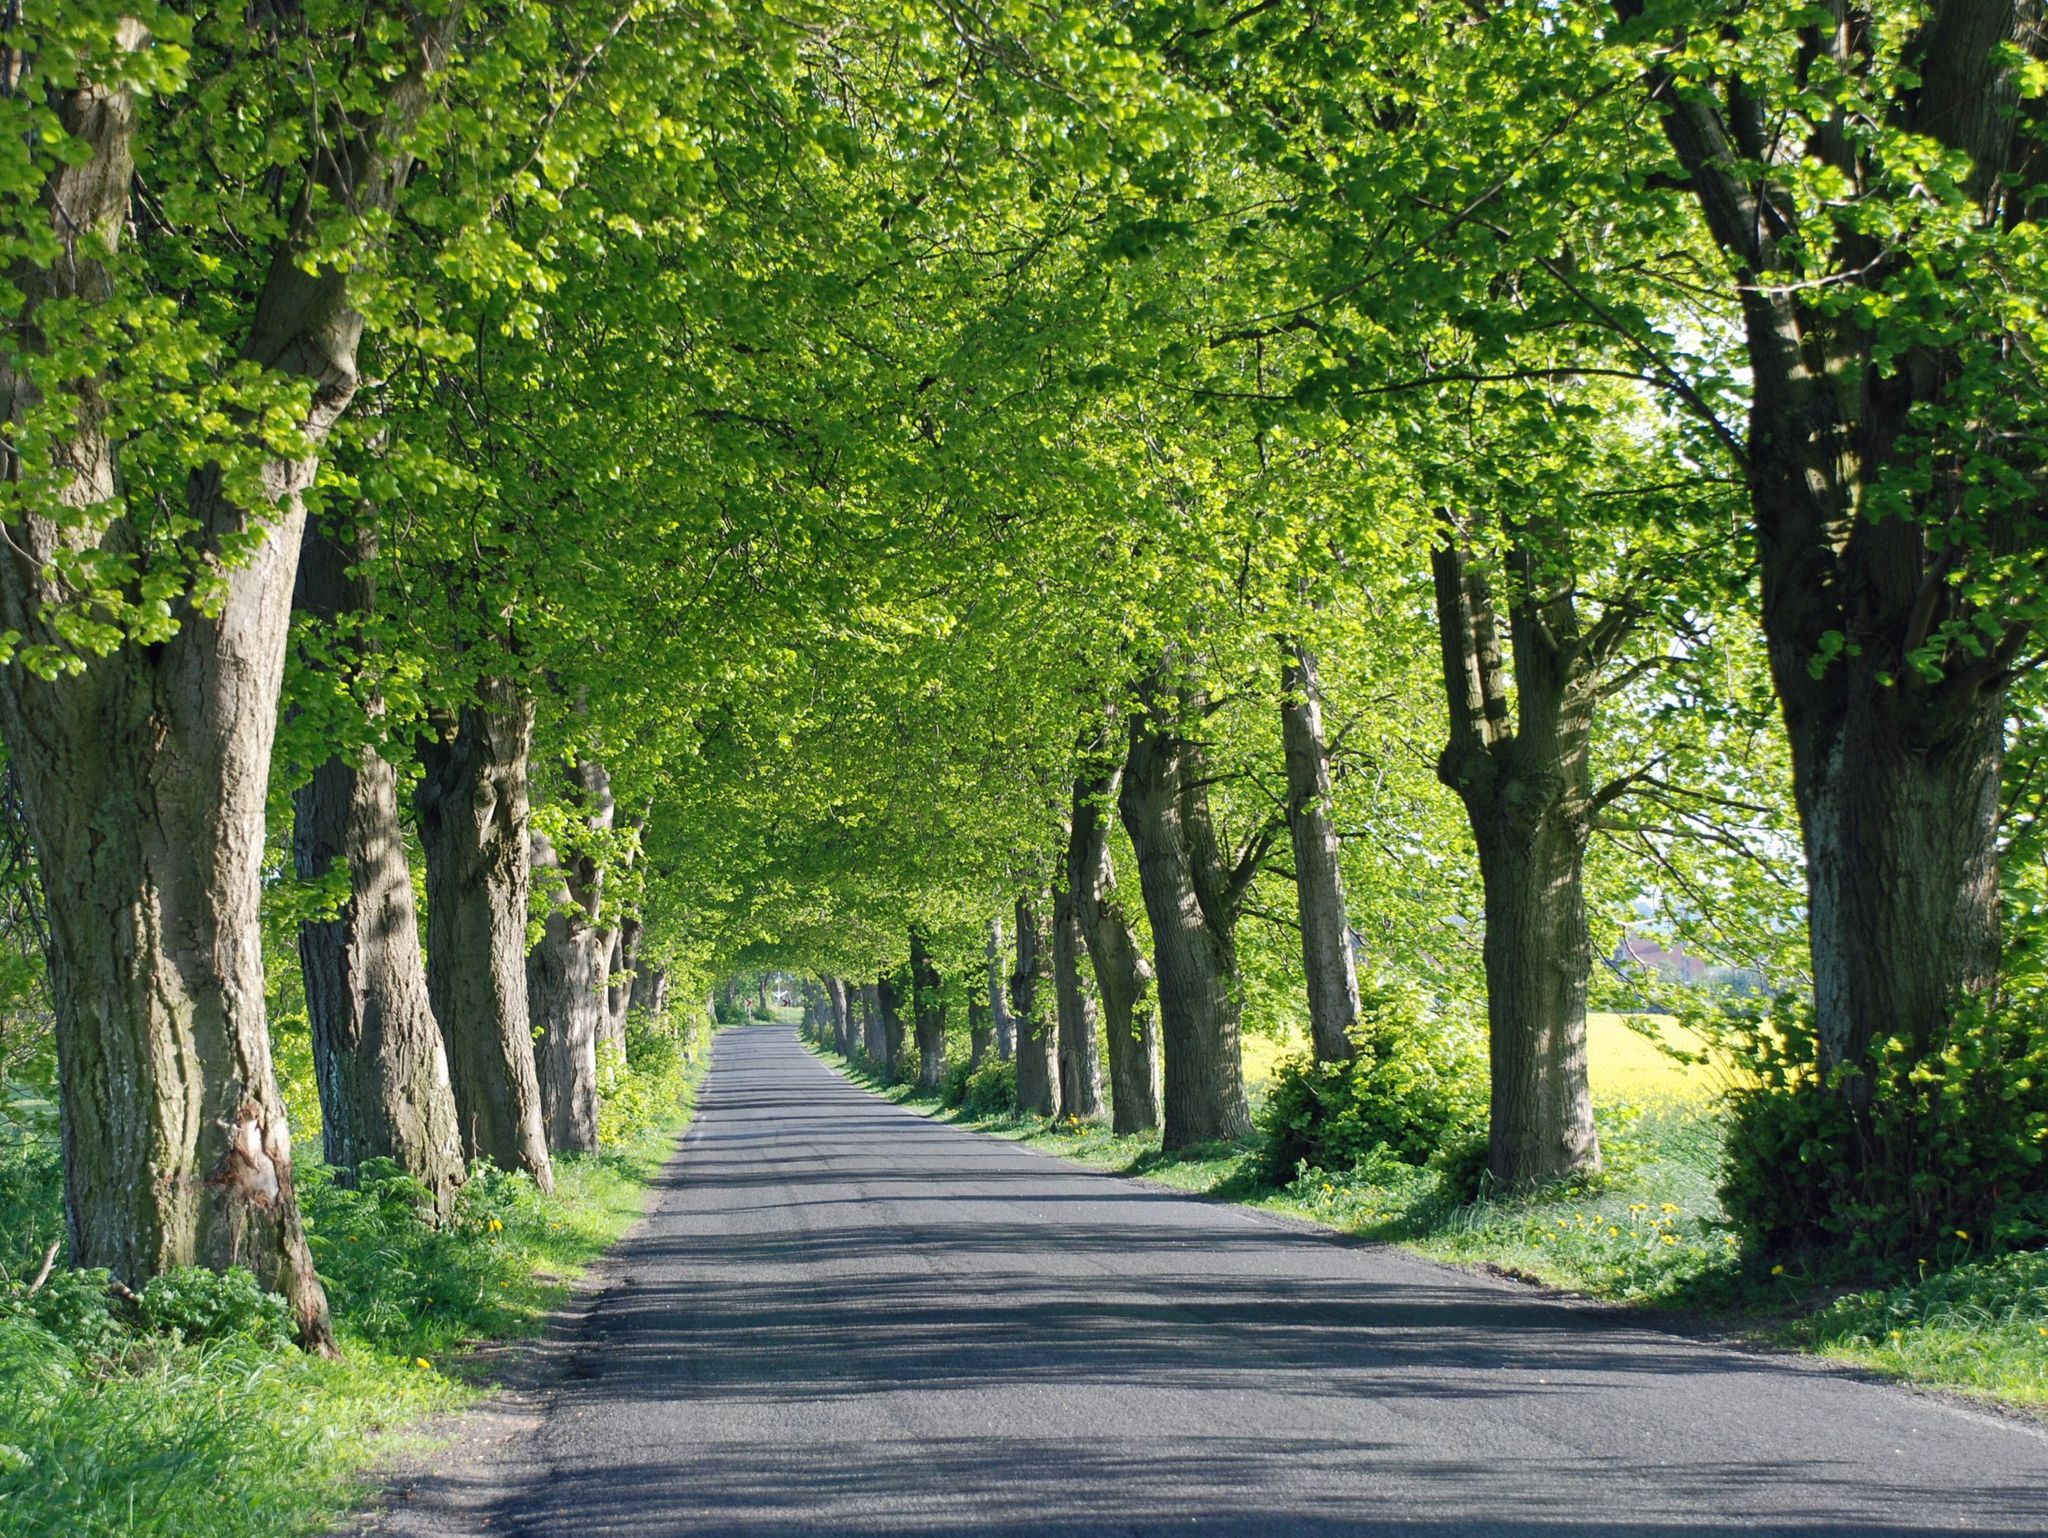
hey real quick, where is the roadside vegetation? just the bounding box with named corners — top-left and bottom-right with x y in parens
top-left (0, 1013), bottom-right (713, 1538)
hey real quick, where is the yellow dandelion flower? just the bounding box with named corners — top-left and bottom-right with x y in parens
top-left (1662, 1234), bottom-right (1677, 1245)
top-left (1771, 1264), bottom-right (1785, 1276)
top-left (1661, 1204), bottom-right (1679, 1214)
top-left (1608, 1228), bottom-right (1620, 1238)
top-left (414, 1358), bottom-right (431, 1371)
top-left (1954, 1230), bottom-right (1969, 1241)
top-left (488, 1217), bottom-right (504, 1233)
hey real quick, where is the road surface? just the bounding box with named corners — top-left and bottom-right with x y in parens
top-left (368, 1024), bottom-right (2048, 1537)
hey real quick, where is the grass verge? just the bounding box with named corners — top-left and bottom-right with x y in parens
top-left (0, 1018), bottom-right (715, 1538)
top-left (810, 1040), bottom-right (2047, 1417)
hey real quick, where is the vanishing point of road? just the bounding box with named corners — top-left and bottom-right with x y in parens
top-left (367, 1024), bottom-right (2048, 1537)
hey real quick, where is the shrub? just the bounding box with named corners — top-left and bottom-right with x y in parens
top-left (1258, 987), bottom-right (1484, 1185)
top-left (4, 1267), bottom-right (125, 1358)
top-left (1718, 993), bottom-right (2048, 1269)
top-left (750, 1000), bottom-right (775, 1022)
top-left (958, 1058), bottom-right (1017, 1118)
top-left (137, 1266), bottom-right (293, 1349)
top-left (712, 996), bottom-right (745, 1025)
top-left (940, 1059), bottom-right (974, 1107)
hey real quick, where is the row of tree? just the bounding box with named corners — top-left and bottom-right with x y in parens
top-left (4, 0), bottom-right (2043, 1348)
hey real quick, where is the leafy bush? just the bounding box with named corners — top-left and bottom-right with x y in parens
top-left (137, 1266), bottom-right (292, 1349)
top-left (1258, 988), bottom-right (1484, 1184)
top-left (940, 1059), bottom-right (974, 1106)
top-left (958, 1058), bottom-right (1016, 1118)
top-left (1718, 994), bottom-right (2048, 1269)
top-left (4, 1267), bottom-right (124, 1358)
top-left (750, 1001), bottom-right (775, 1021)
top-left (712, 996), bottom-right (745, 1025)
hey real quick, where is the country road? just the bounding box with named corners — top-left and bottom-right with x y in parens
top-left (367, 1025), bottom-right (2048, 1537)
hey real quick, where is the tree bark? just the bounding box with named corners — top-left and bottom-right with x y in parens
top-left (630, 962), bottom-right (668, 1019)
top-left (877, 972), bottom-right (909, 1084)
top-left (1010, 895), bottom-right (1060, 1117)
top-left (529, 759), bottom-right (613, 1156)
top-left (0, 10), bottom-right (465, 1350)
top-left (861, 981), bottom-right (887, 1066)
top-left (1118, 671), bottom-right (1261, 1150)
top-left (1068, 755), bottom-right (1162, 1135)
top-left (1433, 534), bottom-right (1602, 1186)
top-left (1630, 0), bottom-right (2039, 1152)
top-left (988, 918), bottom-right (1015, 1061)
top-left (1052, 882), bottom-right (1105, 1120)
top-left (909, 929), bottom-right (946, 1090)
top-left (291, 515), bottom-right (462, 1214)
top-left (604, 920), bottom-right (630, 1047)
top-left (1280, 639), bottom-right (1362, 1061)
top-left (967, 987), bottom-right (993, 1069)
top-left (415, 683), bottom-right (554, 1190)
top-left (827, 976), bottom-right (853, 1056)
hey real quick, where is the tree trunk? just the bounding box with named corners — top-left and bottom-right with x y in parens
top-left (630, 962), bottom-right (668, 1019)
top-left (291, 516), bottom-right (462, 1214)
top-left (415, 683), bottom-right (554, 1190)
top-left (877, 973), bottom-right (909, 1084)
top-left (602, 911), bottom-right (640, 1053)
top-left (1052, 882), bottom-right (1105, 1120)
top-left (1633, 0), bottom-right (2037, 1218)
top-left (862, 982), bottom-right (887, 1065)
top-left (1433, 535), bottom-right (1601, 1186)
top-left (910, 929), bottom-right (946, 1090)
top-left (1010, 895), bottom-right (1060, 1118)
top-left (967, 987), bottom-right (993, 1070)
top-left (988, 918), bottom-right (1015, 1061)
top-left (1118, 679), bottom-right (1256, 1150)
top-left (1280, 639), bottom-right (1361, 1061)
top-left (827, 976), bottom-right (853, 1056)
top-left (530, 759), bottom-right (614, 1156)
top-left (1068, 756), bottom-right (1162, 1135)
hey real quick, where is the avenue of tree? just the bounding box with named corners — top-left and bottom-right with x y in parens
top-left (1, 0), bottom-right (2043, 1346)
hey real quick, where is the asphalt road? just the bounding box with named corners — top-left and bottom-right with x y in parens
top-left (370, 1024), bottom-right (2048, 1537)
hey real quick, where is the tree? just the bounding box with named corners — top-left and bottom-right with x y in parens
top-left (416, 685), bottom-right (554, 1188)
top-left (1068, 750), bottom-right (1163, 1133)
top-left (909, 929), bottom-right (947, 1091)
top-left (1611, 0), bottom-right (2048, 1150)
top-left (290, 514), bottom-right (463, 1213)
top-left (1010, 895), bottom-right (1060, 1117)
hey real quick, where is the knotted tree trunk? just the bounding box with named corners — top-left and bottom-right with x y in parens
top-left (1068, 754), bottom-right (1162, 1134)
top-left (415, 683), bottom-right (554, 1190)
top-left (1010, 895), bottom-right (1060, 1118)
top-left (1433, 534), bottom-right (1602, 1186)
top-left (1280, 639), bottom-right (1362, 1062)
top-left (1052, 884), bottom-right (1105, 1120)
top-left (1118, 667), bottom-right (1270, 1150)
top-left (291, 516), bottom-right (462, 1214)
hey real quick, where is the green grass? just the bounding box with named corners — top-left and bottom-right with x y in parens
top-left (812, 1038), bottom-right (2048, 1416)
top-left (0, 1020), bottom-right (715, 1538)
